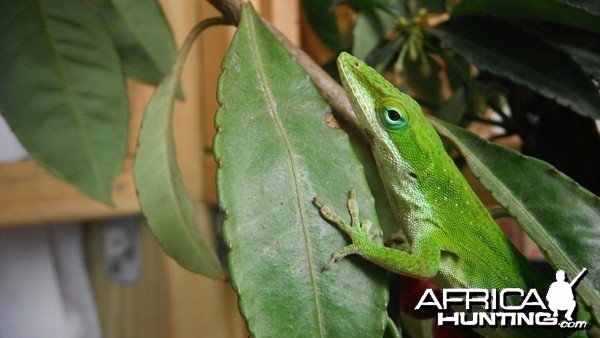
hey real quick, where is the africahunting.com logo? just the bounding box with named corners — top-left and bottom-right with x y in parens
top-left (415, 268), bottom-right (588, 330)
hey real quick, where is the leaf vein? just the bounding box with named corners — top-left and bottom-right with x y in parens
top-left (246, 14), bottom-right (326, 337)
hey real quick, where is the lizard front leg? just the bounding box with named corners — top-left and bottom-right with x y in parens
top-left (313, 188), bottom-right (441, 279)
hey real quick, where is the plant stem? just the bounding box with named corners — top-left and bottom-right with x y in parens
top-left (206, 0), bottom-right (242, 24)
top-left (205, 0), bottom-right (364, 140)
top-left (185, 17), bottom-right (228, 54)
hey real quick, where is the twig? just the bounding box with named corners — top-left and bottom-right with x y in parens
top-left (205, 0), bottom-right (363, 139)
top-left (185, 17), bottom-right (228, 51)
top-left (168, 17), bottom-right (227, 82)
top-left (488, 205), bottom-right (509, 219)
top-left (206, 0), bottom-right (242, 24)
top-left (261, 20), bottom-right (362, 135)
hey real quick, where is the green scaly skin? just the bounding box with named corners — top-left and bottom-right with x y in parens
top-left (314, 52), bottom-right (585, 338)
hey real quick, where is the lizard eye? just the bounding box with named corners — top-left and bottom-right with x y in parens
top-left (381, 107), bottom-right (407, 130)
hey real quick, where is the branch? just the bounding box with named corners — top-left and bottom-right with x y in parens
top-left (206, 0), bottom-right (363, 137)
top-left (487, 205), bottom-right (509, 219)
top-left (206, 0), bottom-right (242, 24)
top-left (261, 20), bottom-right (361, 135)
top-left (186, 17), bottom-right (229, 49)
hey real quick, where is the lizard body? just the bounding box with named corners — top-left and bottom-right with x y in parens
top-left (314, 52), bottom-right (584, 337)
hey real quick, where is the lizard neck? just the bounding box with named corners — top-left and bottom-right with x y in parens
top-left (373, 153), bottom-right (437, 241)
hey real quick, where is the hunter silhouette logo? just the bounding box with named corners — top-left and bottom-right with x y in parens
top-left (415, 268), bottom-right (588, 330)
top-left (546, 268), bottom-right (587, 321)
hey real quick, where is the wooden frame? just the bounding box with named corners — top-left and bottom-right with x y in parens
top-left (0, 1), bottom-right (300, 337)
top-left (0, 0), bottom-right (300, 228)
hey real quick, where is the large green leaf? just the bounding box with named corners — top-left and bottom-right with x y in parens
top-left (214, 4), bottom-right (388, 336)
top-left (430, 118), bottom-right (600, 323)
top-left (429, 18), bottom-right (600, 119)
top-left (133, 19), bottom-right (223, 280)
top-left (451, 0), bottom-right (600, 34)
top-left (91, 0), bottom-right (177, 86)
top-left (0, 0), bottom-right (129, 204)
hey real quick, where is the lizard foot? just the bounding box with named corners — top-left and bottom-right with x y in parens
top-left (313, 188), bottom-right (379, 270)
top-left (322, 244), bottom-right (358, 272)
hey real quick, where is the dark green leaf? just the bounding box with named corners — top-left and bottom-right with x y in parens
top-left (353, 8), bottom-right (394, 59)
top-left (91, 0), bottom-right (178, 86)
top-left (555, 0), bottom-right (600, 15)
top-left (414, 0), bottom-right (446, 13)
top-left (383, 316), bottom-right (402, 338)
top-left (433, 87), bottom-right (468, 125)
top-left (429, 18), bottom-right (600, 119)
top-left (352, 0), bottom-right (404, 61)
top-left (532, 24), bottom-right (600, 82)
top-left (0, 0), bottom-right (129, 204)
top-left (338, 0), bottom-right (405, 16)
top-left (430, 118), bottom-right (600, 323)
top-left (133, 19), bottom-right (223, 280)
top-left (363, 35), bottom-right (404, 70)
top-left (320, 56), bottom-right (342, 82)
top-left (403, 54), bottom-right (443, 106)
top-left (302, 0), bottom-right (346, 54)
top-left (451, 0), bottom-right (600, 34)
top-left (214, 4), bottom-right (388, 336)
top-left (401, 316), bottom-right (433, 338)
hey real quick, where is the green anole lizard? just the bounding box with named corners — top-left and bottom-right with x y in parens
top-left (313, 52), bottom-right (586, 337)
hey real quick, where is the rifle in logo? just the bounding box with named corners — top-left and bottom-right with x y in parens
top-left (546, 268), bottom-right (587, 321)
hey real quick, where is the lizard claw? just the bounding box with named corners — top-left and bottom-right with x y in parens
top-left (321, 244), bottom-right (359, 272)
top-left (313, 193), bottom-right (353, 235)
top-left (314, 188), bottom-right (379, 271)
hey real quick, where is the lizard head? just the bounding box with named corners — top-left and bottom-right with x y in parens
top-left (337, 52), bottom-right (444, 177)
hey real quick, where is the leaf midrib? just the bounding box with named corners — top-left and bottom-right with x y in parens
top-left (156, 51), bottom-right (213, 268)
top-left (35, 0), bottom-right (107, 198)
top-left (246, 12), bottom-right (326, 338)
top-left (109, 0), bottom-right (165, 74)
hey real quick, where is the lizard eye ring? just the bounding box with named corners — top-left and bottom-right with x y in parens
top-left (381, 107), bottom-right (407, 130)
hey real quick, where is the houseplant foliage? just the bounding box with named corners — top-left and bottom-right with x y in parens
top-left (1, 0), bottom-right (599, 336)
top-left (0, 0), bottom-right (178, 204)
top-left (142, 0), bottom-right (600, 335)
top-left (214, 7), bottom-right (389, 335)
